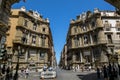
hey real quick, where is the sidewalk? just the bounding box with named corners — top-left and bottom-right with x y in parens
top-left (82, 72), bottom-right (104, 80)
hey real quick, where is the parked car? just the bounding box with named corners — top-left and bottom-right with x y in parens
top-left (40, 67), bottom-right (57, 79)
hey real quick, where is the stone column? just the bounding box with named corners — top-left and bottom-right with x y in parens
top-left (91, 50), bottom-right (94, 63)
top-left (80, 51), bottom-right (83, 62)
top-left (27, 33), bottom-right (30, 44)
top-left (39, 35), bottom-right (41, 46)
top-left (36, 35), bottom-right (39, 46)
top-left (38, 50), bottom-right (40, 62)
top-left (90, 34), bottom-right (93, 44)
top-left (79, 37), bottom-right (82, 46)
top-left (25, 49), bottom-right (28, 62)
top-left (45, 52), bottom-right (48, 65)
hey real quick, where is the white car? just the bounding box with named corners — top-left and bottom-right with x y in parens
top-left (40, 67), bottom-right (57, 79)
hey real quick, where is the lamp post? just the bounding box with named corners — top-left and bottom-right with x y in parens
top-left (13, 46), bottom-right (21, 80)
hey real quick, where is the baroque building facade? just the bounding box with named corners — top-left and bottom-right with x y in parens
top-left (65, 8), bottom-right (120, 69)
top-left (0, 0), bottom-right (25, 63)
top-left (59, 44), bottom-right (67, 69)
top-left (6, 7), bottom-right (56, 69)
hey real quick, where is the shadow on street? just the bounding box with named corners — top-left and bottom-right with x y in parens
top-left (77, 72), bottom-right (104, 80)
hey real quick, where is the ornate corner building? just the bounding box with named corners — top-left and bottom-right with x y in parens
top-left (63, 8), bottom-right (120, 69)
top-left (6, 7), bottom-right (56, 69)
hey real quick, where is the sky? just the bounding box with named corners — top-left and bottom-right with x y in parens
top-left (12, 0), bottom-right (115, 63)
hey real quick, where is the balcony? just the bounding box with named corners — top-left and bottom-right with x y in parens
top-left (97, 40), bottom-right (107, 44)
top-left (113, 40), bottom-right (120, 45)
top-left (13, 36), bottom-right (22, 44)
top-left (104, 27), bottom-right (113, 33)
top-left (95, 25), bottom-right (104, 29)
top-left (13, 39), bottom-right (49, 49)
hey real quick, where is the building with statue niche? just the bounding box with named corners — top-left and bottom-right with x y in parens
top-left (6, 7), bottom-right (56, 69)
top-left (63, 8), bottom-right (120, 69)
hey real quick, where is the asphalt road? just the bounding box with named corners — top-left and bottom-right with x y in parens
top-left (18, 67), bottom-right (100, 80)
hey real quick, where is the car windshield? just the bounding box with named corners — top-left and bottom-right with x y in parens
top-left (48, 67), bottom-right (53, 71)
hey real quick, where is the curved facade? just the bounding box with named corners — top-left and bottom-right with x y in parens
top-left (65, 8), bottom-right (120, 69)
top-left (6, 7), bottom-right (55, 69)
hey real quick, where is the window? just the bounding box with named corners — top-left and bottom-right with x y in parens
top-left (24, 20), bottom-right (28, 27)
top-left (107, 35), bottom-right (112, 43)
top-left (93, 35), bottom-right (97, 43)
top-left (74, 36), bottom-right (79, 47)
top-left (19, 54), bottom-right (25, 59)
top-left (82, 25), bottom-right (87, 31)
top-left (28, 52), bottom-right (30, 58)
top-left (41, 35), bottom-right (46, 47)
top-left (116, 21), bottom-right (120, 27)
top-left (91, 22), bottom-right (95, 27)
top-left (43, 28), bottom-right (46, 32)
top-left (74, 27), bottom-right (77, 33)
top-left (76, 53), bottom-right (80, 61)
top-left (40, 52), bottom-right (45, 58)
top-left (33, 23), bottom-right (37, 30)
top-left (117, 28), bottom-right (120, 31)
top-left (104, 21), bottom-right (111, 27)
top-left (118, 34), bottom-right (120, 39)
top-left (32, 36), bottom-right (36, 44)
top-left (84, 35), bottom-right (88, 44)
top-left (22, 34), bottom-right (27, 43)
top-left (110, 48), bottom-right (114, 53)
top-left (74, 38), bottom-right (78, 47)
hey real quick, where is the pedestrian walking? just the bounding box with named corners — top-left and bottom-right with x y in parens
top-left (2, 64), bottom-right (6, 74)
top-left (25, 67), bottom-right (29, 78)
top-left (108, 63), bottom-right (112, 80)
top-left (97, 66), bottom-right (101, 79)
top-left (20, 67), bottom-right (25, 77)
top-left (10, 66), bottom-right (13, 80)
top-left (103, 65), bottom-right (109, 80)
top-left (118, 64), bottom-right (120, 76)
top-left (118, 64), bottom-right (120, 80)
top-left (5, 66), bottom-right (10, 80)
top-left (113, 67), bottom-right (118, 80)
top-left (81, 66), bottom-right (84, 72)
top-left (89, 66), bottom-right (91, 71)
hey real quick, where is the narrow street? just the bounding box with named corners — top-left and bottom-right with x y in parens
top-left (18, 67), bottom-right (101, 80)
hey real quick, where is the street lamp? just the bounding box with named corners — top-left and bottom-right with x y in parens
top-left (13, 46), bottom-right (21, 80)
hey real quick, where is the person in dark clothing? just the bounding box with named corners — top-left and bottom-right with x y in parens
top-left (97, 66), bottom-right (101, 79)
top-left (118, 64), bottom-right (120, 76)
top-left (6, 66), bottom-right (10, 80)
top-left (108, 63), bottom-right (114, 80)
top-left (103, 65), bottom-right (109, 80)
top-left (10, 66), bottom-right (13, 80)
top-left (2, 64), bottom-right (6, 74)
